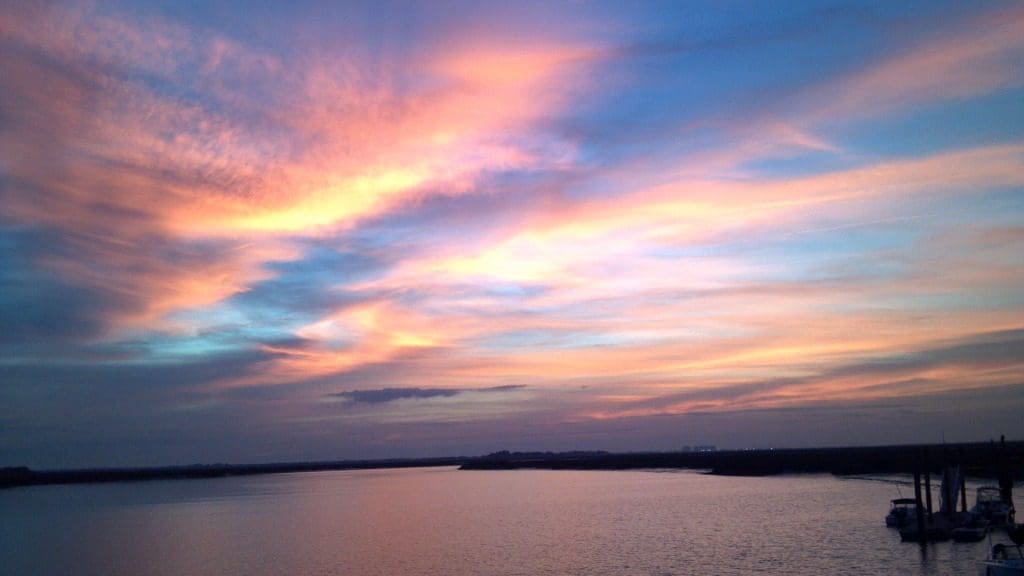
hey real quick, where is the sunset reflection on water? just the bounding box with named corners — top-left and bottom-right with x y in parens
top-left (2, 467), bottom-right (1015, 576)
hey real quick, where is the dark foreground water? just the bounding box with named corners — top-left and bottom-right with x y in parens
top-left (1, 467), bottom-right (1019, 575)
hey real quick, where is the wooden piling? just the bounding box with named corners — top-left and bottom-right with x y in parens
top-left (914, 450), bottom-right (926, 539)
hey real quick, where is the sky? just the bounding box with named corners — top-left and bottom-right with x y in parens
top-left (1, 1), bottom-right (1023, 469)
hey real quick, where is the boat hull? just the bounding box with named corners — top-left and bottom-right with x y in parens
top-left (985, 542), bottom-right (1024, 575)
top-left (952, 526), bottom-right (988, 542)
top-left (984, 560), bottom-right (1024, 576)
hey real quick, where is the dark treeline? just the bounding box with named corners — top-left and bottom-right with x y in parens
top-left (460, 440), bottom-right (1024, 477)
top-left (4, 440), bottom-right (1022, 489)
top-left (0, 457), bottom-right (466, 489)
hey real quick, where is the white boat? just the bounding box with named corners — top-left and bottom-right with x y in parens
top-left (973, 486), bottom-right (1015, 526)
top-left (886, 498), bottom-right (918, 527)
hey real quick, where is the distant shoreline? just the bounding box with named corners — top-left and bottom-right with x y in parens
top-left (460, 441), bottom-right (1024, 477)
top-left (4, 440), bottom-right (1022, 489)
top-left (0, 457), bottom-right (466, 489)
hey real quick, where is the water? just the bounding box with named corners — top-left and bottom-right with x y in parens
top-left (1, 467), bottom-right (1018, 575)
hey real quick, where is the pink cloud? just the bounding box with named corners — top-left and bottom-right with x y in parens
top-left (810, 3), bottom-right (1024, 123)
top-left (3, 1), bottom-right (1021, 435)
top-left (1, 3), bottom-right (602, 343)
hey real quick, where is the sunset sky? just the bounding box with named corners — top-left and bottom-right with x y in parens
top-left (2, 1), bottom-right (1023, 468)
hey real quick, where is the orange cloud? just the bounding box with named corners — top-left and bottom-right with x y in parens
top-left (1, 3), bottom-right (600, 343)
top-left (177, 40), bottom-right (595, 236)
top-left (213, 298), bottom-right (454, 389)
top-left (362, 144), bottom-right (1024, 296)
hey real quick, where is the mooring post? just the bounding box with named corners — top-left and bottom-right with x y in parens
top-left (960, 471), bottom-right (967, 513)
top-left (924, 465), bottom-right (934, 522)
top-left (998, 435), bottom-right (1013, 510)
top-left (958, 448), bottom-right (968, 513)
top-left (914, 450), bottom-right (926, 540)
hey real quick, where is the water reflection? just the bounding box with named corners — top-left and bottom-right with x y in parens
top-left (1, 469), bottom-right (1017, 576)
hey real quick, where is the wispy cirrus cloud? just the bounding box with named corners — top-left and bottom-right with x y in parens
top-left (0, 2), bottom-right (598, 346)
top-left (1, 1), bottom-right (1022, 466)
top-left (582, 329), bottom-right (1024, 420)
top-left (808, 2), bottom-right (1024, 123)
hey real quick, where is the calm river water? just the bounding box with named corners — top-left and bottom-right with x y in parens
top-left (1, 467), bottom-right (1019, 575)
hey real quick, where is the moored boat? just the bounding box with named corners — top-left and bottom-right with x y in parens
top-left (984, 543), bottom-right (1024, 575)
top-left (886, 498), bottom-right (918, 528)
top-left (984, 525), bottom-right (1024, 575)
top-left (973, 486), bottom-right (1015, 527)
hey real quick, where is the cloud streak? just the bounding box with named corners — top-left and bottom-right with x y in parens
top-left (330, 385), bottom-right (526, 405)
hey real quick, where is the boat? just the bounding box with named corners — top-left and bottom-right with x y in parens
top-left (984, 525), bottom-right (1024, 575)
top-left (886, 498), bottom-right (918, 527)
top-left (973, 486), bottom-right (1016, 527)
top-left (984, 543), bottom-right (1024, 575)
top-left (899, 465), bottom-right (966, 541)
